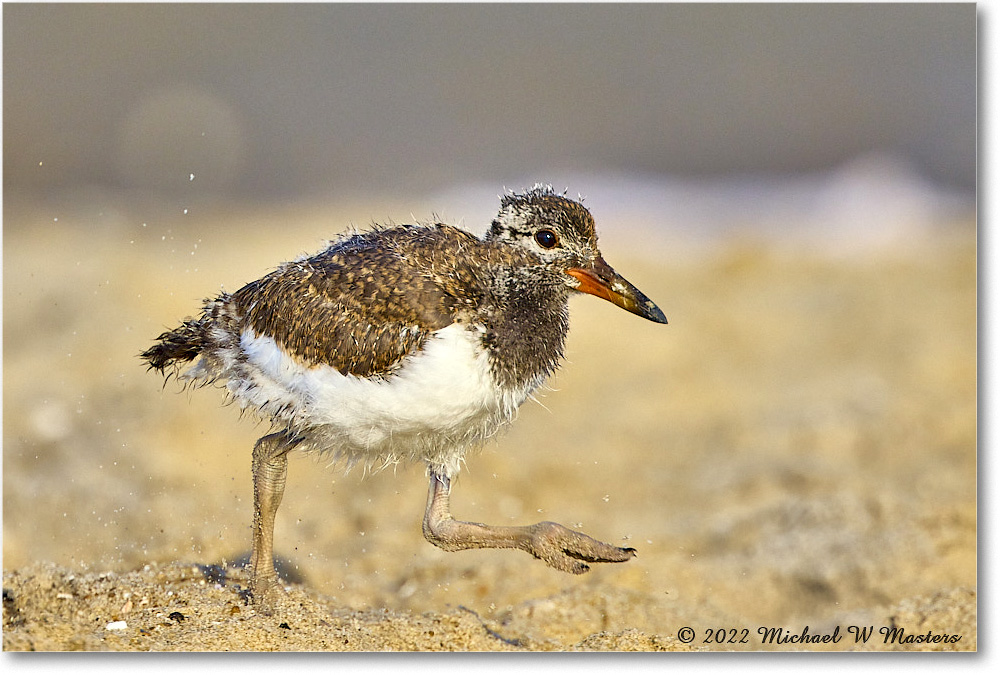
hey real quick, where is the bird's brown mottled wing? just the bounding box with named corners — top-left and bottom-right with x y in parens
top-left (231, 226), bottom-right (479, 377)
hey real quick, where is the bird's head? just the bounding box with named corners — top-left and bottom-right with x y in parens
top-left (486, 185), bottom-right (667, 324)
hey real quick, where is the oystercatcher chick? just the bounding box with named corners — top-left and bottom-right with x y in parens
top-left (142, 185), bottom-right (667, 611)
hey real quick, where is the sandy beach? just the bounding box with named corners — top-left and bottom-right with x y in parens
top-left (2, 197), bottom-right (976, 651)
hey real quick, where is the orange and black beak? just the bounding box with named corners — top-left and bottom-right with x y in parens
top-left (566, 257), bottom-right (667, 324)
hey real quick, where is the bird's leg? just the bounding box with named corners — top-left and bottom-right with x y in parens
top-left (422, 470), bottom-right (636, 574)
top-left (248, 430), bottom-right (298, 612)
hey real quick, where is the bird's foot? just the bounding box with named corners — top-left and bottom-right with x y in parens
top-left (524, 521), bottom-right (636, 574)
top-left (422, 470), bottom-right (635, 574)
top-left (248, 577), bottom-right (288, 615)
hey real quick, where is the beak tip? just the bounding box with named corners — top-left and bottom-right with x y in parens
top-left (645, 304), bottom-right (668, 325)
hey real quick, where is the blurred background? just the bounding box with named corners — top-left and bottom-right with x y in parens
top-left (2, 3), bottom-right (978, 649)
top-left (3, 3), bottom-right (975, 217)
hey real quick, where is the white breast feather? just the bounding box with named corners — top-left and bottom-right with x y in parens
top-left (186, 323), bottom-right (537, 476)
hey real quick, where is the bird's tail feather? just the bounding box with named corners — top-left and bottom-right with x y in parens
top-left (141, 315), bottom-right (211, 373)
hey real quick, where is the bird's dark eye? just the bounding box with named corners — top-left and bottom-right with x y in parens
top-left (534, 229), bottom-right (558, 249)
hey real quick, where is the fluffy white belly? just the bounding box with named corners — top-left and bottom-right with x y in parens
top-left (195, 323), bottom-right (536, 475)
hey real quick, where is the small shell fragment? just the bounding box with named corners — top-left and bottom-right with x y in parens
top-left (106, 620), bottom-right (128, 631)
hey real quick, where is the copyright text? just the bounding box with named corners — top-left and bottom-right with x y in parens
top-left (676, 625), bottom-right (963, 647)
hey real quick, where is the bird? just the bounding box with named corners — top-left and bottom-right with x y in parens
top-left (141, 184), bottom-right (667, 611)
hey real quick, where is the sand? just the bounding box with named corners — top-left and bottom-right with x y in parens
top-left (2, 198), bottom-right (976, 651)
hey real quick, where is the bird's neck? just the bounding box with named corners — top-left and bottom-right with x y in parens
top-left (480, 264), bottom-right (571, 392)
